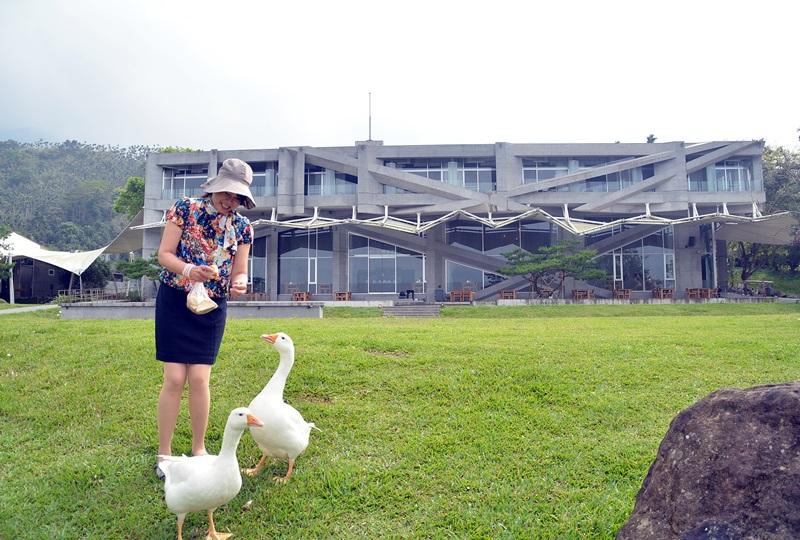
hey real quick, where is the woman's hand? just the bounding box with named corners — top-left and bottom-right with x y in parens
top-left (190, 265), bottom-right (219, 282)
top-left (229, 277), bottom-right (248, 298)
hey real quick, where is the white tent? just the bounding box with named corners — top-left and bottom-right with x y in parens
top-left (2, 232), bottom-right (108, 304)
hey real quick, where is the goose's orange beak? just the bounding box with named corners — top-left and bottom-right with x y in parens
top-left (261, 334), bottom-right (278, 344)
top-left (247, 413), bottom-right (264, 427)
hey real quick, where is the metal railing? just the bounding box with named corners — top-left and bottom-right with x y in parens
top-left (56, 289), bottom-right (130, 303)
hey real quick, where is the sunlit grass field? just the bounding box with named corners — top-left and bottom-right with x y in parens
top-left (1, 304), bottom-right (799, 539)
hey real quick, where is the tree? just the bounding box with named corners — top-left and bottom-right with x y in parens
top-left (81, 258), bottom-right (112, 289)
top-left (116, 255), bottom-right (161, 281)
top-left (113, 175), bottom-right (145, 219)
top-left (646, 134), bottom-right (657, 143)
top-left (498, 240), bottom-right (607, 298)
top-left (159, 146), bottom-right (202, 153)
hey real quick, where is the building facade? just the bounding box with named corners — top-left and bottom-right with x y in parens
top-left (141, 140), bottom-right (775, 301)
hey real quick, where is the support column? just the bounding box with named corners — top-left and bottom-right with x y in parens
top-left (494, 142), bottom-right (522, 196)
top-left (268, 231), bottom-right (279, 300)
top-left (332, 227), bottom-right (348, 294)
top-left (7, 254), bottom-right (13, 304)
top-left (357, 140), bottom-right (383, 215)
top-left (425, 223), bottom-right (447, 292)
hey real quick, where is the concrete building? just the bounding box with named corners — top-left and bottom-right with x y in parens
top-left (139, 140), bottom-right (794, 301)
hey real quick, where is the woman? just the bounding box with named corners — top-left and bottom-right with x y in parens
top-left (154, 158), bottom-right (255, 479)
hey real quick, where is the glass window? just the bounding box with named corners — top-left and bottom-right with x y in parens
top-left (279, 230), bottom-right (308, 257)
top-left (594, 226), bottom-right (675, 291)
top-left (521, 221), bottom-right (551, 252)
top-left (477, 170), bottom-right (495, 192)
top-left (349, 257), bottom-right (369, 293)
top-left (369, 257), bottom-right (395, 292)
top-left (642, 254), bottom-right (665, 289)
top-left (484, 225), bottom-right (519, 258)
top-left (250, 236), bottom-right (267, 293)
top-left (347, 234), bottom-right (425, 294)
top-left (349, 234), bottom-right (368, 256)
top-left (279, 258), bottom-right (307, 292)
top-left (521, 159), bottom-right (569, 184)
top-left (688, 169), bottom-right (708, 192)
top-left (464, 170), bottom-right (478, 191)
top-left (623, 253), bottom-right (644, 291)
top-left (369, 239), bottom-right (395, 257)
top-left (446, 261), bottom-right (484, 291)
top-left (446, 221), bottom-right (483, 253)
top-left (713, 160), bottom-right (751, 192)
top-left (396, 255), bottom-right (424, 291)
top-left (279, 228), bottom-right (332, 294)
top-left (584, 176), bottom-right (606, 192)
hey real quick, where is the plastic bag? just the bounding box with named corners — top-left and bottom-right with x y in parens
top-left (186, 281), bottom-right (218, 314)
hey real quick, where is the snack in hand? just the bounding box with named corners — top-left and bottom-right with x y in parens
top-left (208, 264), bottom-right (220, 280)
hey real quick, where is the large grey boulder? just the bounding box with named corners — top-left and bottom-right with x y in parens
top-left (617, 382), bottom-right (800, 539)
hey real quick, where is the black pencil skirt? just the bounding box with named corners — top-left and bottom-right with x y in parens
top-left (155, 283), bottom-right (227, 365)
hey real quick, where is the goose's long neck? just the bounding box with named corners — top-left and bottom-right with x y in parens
top-left (219, 423), bottom-right (245, 460)
top-left (264, 349), bottom-right (294, 398)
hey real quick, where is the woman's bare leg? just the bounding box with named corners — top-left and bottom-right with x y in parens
top-left (158, 362), bottom-right (188, 456)
top-left (187, 363), bottom-right (212, 456)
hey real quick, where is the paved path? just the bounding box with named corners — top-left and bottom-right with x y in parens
top-left (0, 304), bottom-right (60, 315)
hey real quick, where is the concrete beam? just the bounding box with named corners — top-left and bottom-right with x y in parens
top-left (573, 172), bottom-right (676, 212)
top-left (303, 147), bottom-right (360, 175)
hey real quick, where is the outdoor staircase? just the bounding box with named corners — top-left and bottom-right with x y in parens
top-left (382, 303), bottom-right (441, 317)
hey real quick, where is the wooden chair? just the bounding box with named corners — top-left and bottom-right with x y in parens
top-left (613, 288), bottom-right (631, 300)
top-left (334, 291), bottom-right (351, 301)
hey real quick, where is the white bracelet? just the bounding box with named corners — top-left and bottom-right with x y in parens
top-left (182, 263), bottom-right (196, 279)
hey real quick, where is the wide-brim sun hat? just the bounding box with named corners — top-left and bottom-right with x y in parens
top-left (200, 158), bottom-right (257, 209)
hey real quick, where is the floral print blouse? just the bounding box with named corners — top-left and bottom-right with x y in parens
top-left (159, 196), bottom-right (253, 298)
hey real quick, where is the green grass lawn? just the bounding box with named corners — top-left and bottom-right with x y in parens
top-left (1, 304), bottom-right (799, 539)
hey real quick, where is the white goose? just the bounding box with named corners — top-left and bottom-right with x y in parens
top-left (245, 332), bottom-right (317, 483)
top-left (159, 407), bottom-right (263, 540)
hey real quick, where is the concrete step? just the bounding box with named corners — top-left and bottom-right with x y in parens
top-left (382, 304), bottom-right (441, 317)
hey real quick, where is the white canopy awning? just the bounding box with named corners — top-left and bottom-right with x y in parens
top-left (1, 232), bottom-right (107, 275)
top-left (714, 212), bottom-right (799, 245)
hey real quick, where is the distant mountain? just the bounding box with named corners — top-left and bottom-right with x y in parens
top-left (0, 140), bottom-right (151, 250)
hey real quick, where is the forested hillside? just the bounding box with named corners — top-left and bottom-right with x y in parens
top-left (0, 140), bottom-right (150, 250)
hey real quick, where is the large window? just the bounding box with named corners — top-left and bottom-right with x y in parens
top-left (383, 158), bottom-right (496, 193)
top-left (445, 261), bottom-right (504, 291)
top-left (305, 165), bottom-right (357, 195)
top-left (163, 162), bottom-right (278, 200)
top-left (522, 159), bottom-right (569, 183)
top-left (579, 165), bottom-right (655, 193)
top-left (248, 162), bottom-right (278, 197)
top-left (591, 227), bottom-right (675, 291)
top-left (688, 169), bottom-right (709, 192)
top-left (278, 228), bottom-right (332, 294)
top-left (348, 234), bottom-right (425, 294)
top-left (523, 156), bottom-right (655, 193)
top-left (715, 160), bottom-right (752, 192)
top-left (249, 235), bottom-right (267, 293)
top-left (161, 166), bottom-right (208, 199)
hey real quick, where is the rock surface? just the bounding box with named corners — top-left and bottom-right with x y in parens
top-left (617, 382), bottom-right (800, 539)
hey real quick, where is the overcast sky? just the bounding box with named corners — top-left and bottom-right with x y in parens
top-left (1, 0), bottom-right (798, 151)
